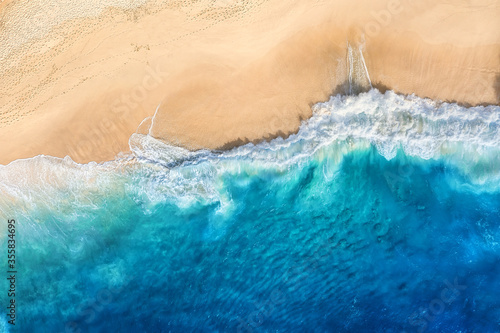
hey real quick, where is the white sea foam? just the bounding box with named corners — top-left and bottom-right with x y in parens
top-left (1, 89), bottom-right (500, 213)
top-left (211, 89), bottom-right (500, 163)
top-left (130, 89), bottom-right (500, 193)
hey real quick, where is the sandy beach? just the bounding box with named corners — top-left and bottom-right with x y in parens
top-left (0, 0), bottom-right (499, 164)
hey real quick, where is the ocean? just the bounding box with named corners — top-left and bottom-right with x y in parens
top-left (1, 89), bottom-right (499, 332)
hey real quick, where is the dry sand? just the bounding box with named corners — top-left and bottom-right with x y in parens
top-left (0, 0), bottom-right (499, 164)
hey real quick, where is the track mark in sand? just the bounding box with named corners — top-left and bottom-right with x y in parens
top-left (1, 0), bottom-right (272, 128)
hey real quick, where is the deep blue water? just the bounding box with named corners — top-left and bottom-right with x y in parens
top-left (1, 90), bottom-right (499, 332)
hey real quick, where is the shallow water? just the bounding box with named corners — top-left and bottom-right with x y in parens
top-left (1, 90), bottom-right (499, 332)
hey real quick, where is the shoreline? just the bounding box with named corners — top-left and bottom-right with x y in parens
top-left (0, 0), bottom-right (499, 165)
top-left (3, 87), bottom-right (499, 169)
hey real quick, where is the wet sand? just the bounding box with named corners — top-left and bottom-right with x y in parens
top-left (0, 0), bottom-right (499, 164)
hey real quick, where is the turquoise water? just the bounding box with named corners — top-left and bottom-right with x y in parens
top-left (1, 90), bottom-right (499, 332)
